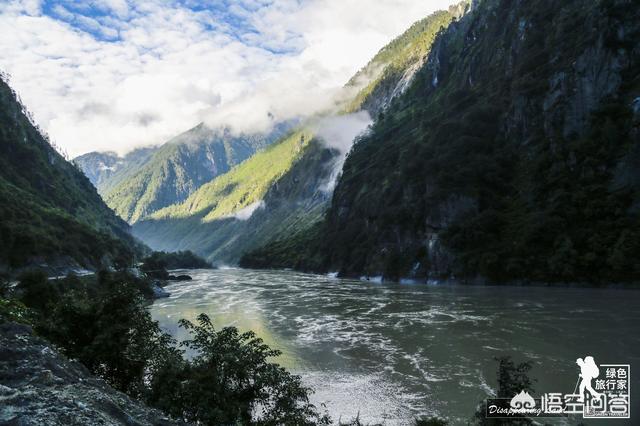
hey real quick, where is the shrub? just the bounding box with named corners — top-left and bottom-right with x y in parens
top-left (16, 270), bottom-right (324, 425)
top-left (149, 313), bottom-right (328, 425)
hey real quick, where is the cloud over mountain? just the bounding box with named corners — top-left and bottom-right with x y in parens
top-left (0, 0), bottom-right (456, 157)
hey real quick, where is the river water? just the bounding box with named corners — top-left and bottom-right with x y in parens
top-left (149, 268), bottom-right (640, 425)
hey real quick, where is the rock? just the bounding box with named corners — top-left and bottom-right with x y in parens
top-left (151, 284), bottom-right (170, 299)
top-left (0, 384), bottom-right (14, 395)
top-left (33, 370), bottom-right (57, 386)
top-left (167, 275), bottom-right (192, 281)
top-left (0, 322), bottom-right (184, 425)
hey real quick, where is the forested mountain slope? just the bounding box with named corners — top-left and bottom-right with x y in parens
top-left (0, 76), bottom-right (137, 273)
top-left (132, 4), bottom-right (467, 264)
top-left (132, 131), bottom-right (332, 263)
top-left (243, 0), bottom-right (640, 284)
top-left (78, 122), bottom-right (290, 223)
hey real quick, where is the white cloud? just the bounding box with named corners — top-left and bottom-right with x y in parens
top-left (0, 0), bottom-right (457, 157)
top-left (314, 111), bottom-right (372, 155)
top-left (228, 200), bottom-right (266, 221)
top-left (313, 111), bottom-right (373, 192)
top-left (96, 0), bottom-right (130, 19)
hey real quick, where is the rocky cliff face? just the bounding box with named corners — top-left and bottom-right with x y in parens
top-left (74, 151), bottom-right (122, 189)
top-left (0, 322), bottom-right (181, 426)
top-left (244, 0), bottom-right (640, 284)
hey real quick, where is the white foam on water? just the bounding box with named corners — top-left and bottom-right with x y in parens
top-left (299, 370), bottom-right (419, 426)
top-left (482, 345), bottom-right (503, 351)
top-left (402, 353), bottom-right (447, 382)
top-left (388, 308), bottom-right (490, 325)
top-left (149, 268), bottom-right (640, 425)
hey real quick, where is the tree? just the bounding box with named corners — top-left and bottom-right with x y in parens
top-left (149, 313), bottom-right (329, 425)
top-left (37, 276), bottom-right (178, 398)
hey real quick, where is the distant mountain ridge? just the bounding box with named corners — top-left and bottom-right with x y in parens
top-left (74, 151), bottom-right (121, 189)
top-left (132, 131), bottom-right (331, 263)
top-left (75, 147), bottom-right (157, 196)
top-left (76, 122), bottom-right (291, 223)
top-left (0, 76), bottom-right (137, 273)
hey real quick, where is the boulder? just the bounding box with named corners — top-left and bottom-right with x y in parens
top-left (0, 322), bottom-right (182, 425)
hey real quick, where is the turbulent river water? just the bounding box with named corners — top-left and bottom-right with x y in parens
top-left (149, 268), bottom-right (640, 425)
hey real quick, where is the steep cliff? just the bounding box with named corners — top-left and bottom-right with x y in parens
top-left (345, 1), bottom-right (469, 116)
top-left (243, 0), bottom-right (640, 284)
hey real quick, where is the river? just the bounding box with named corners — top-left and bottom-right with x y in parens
top-left (149, 268), bottom-right (640, 425)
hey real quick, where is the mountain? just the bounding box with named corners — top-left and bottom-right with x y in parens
top-left (77, 122), bottom-right (290, 223)
top-left (131, 4), bottom-right (466, 264)
top-left (74, 151), bottom-right (120, 189)
top-left (75, 147), bottom-right (158, 195)
top-left (132, 131), bottom-right (336, 263)
top-left (344, 1), bottom-right (468, 115)
top-left (0, 76), bottom-right (137, 274)
top-left (242, 0), bottom-right (640, 284)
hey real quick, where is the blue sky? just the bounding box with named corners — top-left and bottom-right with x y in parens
top-left (39, 0), bottom-right (304, 53)
top-left (0, 0), bottom-right (457, 156)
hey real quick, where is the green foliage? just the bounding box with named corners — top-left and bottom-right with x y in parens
top-left (153, 250), bottom-right (211, 269)
top-left (43, 281), bottom-right (175, 396)
top-left (132, 132), bottom-right (324, 264)
top-left (0, 77), bottom-right (138, 272)
top-left (140, 250), bottom-right (211, 279)
top-left (0, 297), bottom-right (34, 325)
top-left (150, 130), bottom-right (311, 222)
top-left (15, 270), bottom-right (55, 311)
top-left (140, 252), bottom-right (170, 279)
top-left (14, 270), bottom-right (325, 424)
top-left (12, 271), bottom-right (163, 396)
top-left (150, 313), bottom-right (327, 425)
top-left (240, 5), bottom-right (469, 274)
top-left (0, 178), bottom-right (136, 271)
top-left (345, 5), bottom-right (466, 113)
top-left (240, 220), bottom-right (327, 272)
